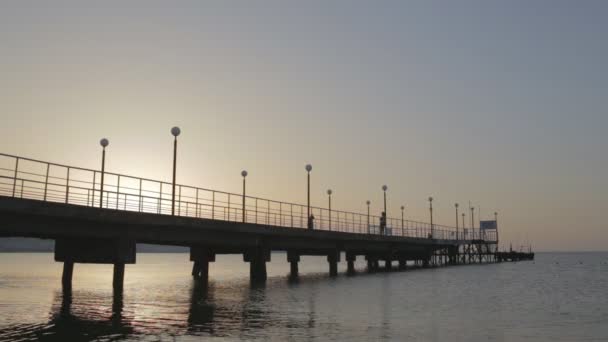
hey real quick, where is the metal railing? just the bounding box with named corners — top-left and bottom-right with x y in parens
top-left (0, 153), bottom-right (495, 242)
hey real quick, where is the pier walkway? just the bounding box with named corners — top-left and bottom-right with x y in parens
top-left (0, 152), bottom-right (527, 291)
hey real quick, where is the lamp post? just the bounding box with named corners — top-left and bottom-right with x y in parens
top-left (99, 138), bottom-right (109, 208)
top-left (400, 205), bottom-right (405, 228)
top-left (306, 164), bottom-right (312, 221)
top-left (241, 170), bottom-right (248, 222)
top-left (470, 206), bottom-right (475, 238)
top-left (382, 185), bottom-right (387, 215)
top-left (462, 212), bottom-right (466, 238)
top-left (494, 211), bottom-right (499, 249)
top-left (327, 189), bottom-right (332, 231)
top-left (171, 126), bottom-right (180, 216)
top-left (455, 203), bottom-right (459, 240)
top-left (429, 197), bottom-right (434, 238)
top-left (366, 200), bottom-right (371, 234)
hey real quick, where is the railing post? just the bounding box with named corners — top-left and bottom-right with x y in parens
top-left (195, 188), bottom-right (199, 218)
top-left (227, 193), bottom-right (231, 221)
top-left (178, 185), bottom-right (182, 216)
top-left (290, 204), bottom-right (293, 228)
top-left (212, 191), bottom-right (215, 220)
top-left (43, 164), bottom-right (50, 201)
top-left (255, 198), bottom-right (258, 224)
top-left (158, 182), bottom-right (162, 214)
top-left (139, 179), bottom-right (143, 212)
top-left (279, 202), bottom-right (282, 226)
top-left (20, 179), bottom-right (24, 198)
top-left (65, 167), bottom-right (70, 204)
top-left (92, 171), bottom-right (96, 207)
top-left (116, 175), bottom-right (121, 209)
top-left (11, 157), bottom-right (19, 197)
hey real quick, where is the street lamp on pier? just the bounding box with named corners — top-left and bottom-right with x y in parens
top-left (462, 212), bottom-right (466, 238)
top-left (382, 185), bottom-right (388, 214)
top-left (455, 203), bottom-right (459, 240)
top-left (170, 126), bottom-right (181, 216)
top-left (306, 164), bottom-right (312, 227)
top-left (429, 196), bottom-right (434, 238)
top-left (400, 205), bottom-right (405, 231)
top-left (99, 138), bottom-right (109, 209)
top-left (470, 206), bottom-right (475, 238)
top-left (241, 170), bottom-right (248, 222)
top-left (366, 200), bottom-right (371, 234)
top-left (327, 189), bottom-right (332, 231)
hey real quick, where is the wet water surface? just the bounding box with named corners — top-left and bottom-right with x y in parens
top-left (0, 252), bottom-right (607, 341)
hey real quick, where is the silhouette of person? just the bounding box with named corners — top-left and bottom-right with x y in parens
top-left (380, 212), bottom-right (386, 235)
top-left (308, 214), bottom-right (315, 230)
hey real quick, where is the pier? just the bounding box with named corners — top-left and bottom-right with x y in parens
top-left (0, 152), bottom-right (532, 292)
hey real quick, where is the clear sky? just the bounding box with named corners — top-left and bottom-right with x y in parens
top-left (1, 1), bottom-right (606, 251)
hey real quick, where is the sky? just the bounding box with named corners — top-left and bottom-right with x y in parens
top-left (0, 1), bottom-right (606, 251)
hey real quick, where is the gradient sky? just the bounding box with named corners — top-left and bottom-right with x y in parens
top-left (1, 1), bottom-right (606, 251)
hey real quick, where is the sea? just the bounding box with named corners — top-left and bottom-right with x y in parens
top-left (0, 252), bottom-right (607, 341)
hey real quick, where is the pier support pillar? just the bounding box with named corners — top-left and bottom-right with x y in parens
top-left (398, 259), bottom-right (407, 270)
top-left (113, 263), bottom-right (125, 291)
top-left (346, 253), bottom-right (356, 275)
top-left (385, 260), bottom-right (392, 271)
top-left (62, 261), bottom-right (74, 290)
top-left (365, 255), bottom-right (378, 272)
top-left (327, 251), bottom-right (340, 277)
top-left (55, 238), bottom-right (135, 290)
top-left (244, 247), bottom-right (270, 283)
top-left (190, 247), bottom-right (216, 286)
top-left (448, 247), bottom-right (458, 265)
top-left (287, 251), bottom-right (300, 279)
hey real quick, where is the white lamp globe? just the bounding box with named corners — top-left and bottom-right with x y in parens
top-left (241, 170), bottom-right (248, 177)
top-left (382, 185), bottom-right (387, 191)
top-left (171, 126), bottom-right (181, 137)
top-left (305, 164), bottom-right (312, 172)
top-left (100, 138), bottom-right (109, 148)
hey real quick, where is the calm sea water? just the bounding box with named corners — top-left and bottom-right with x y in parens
top-left (0, 252), bottom-right (607, 341)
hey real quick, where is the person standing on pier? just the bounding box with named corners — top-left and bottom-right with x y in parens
top-left (380, 212), bottom-right (387, 235)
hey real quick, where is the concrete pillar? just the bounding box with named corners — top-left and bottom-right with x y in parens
top-left (62, 261), bottom-right (74, 290)
top-left (287, 251), bottom-right (300, 279)
top-left (290, 261), bottom-right (298, 279)
top-left (398, 259), bottom-right (407, 270)
top-left (385, 260), bottom-right (392, 271)
top-left (113, 263), bottom-right (125, 291)
top-left (346, 253), bottom-right (356, 275)
top-left (190, 247), bottom-right (215, 286)
top-left (366, 255), bottom-right (378, 272)
top-left (191, 261), bottom-right (201, 277)
top-left (245, 247), bottom-right (270, 283)
top-left (197, 261), bottom-right (210, 283)
top-left (251, 258), bottom-right (267, 282)
top-left (327, 251), bottom-right (339, 277)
